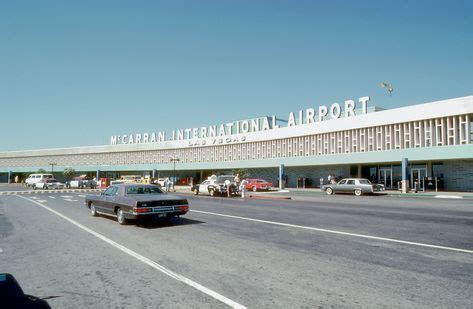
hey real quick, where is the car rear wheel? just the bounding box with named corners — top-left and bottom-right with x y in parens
top-left (90, 203), bottom-right (98, 217)
top-left (117, 208), bottom-right (127, 225)
top-left (252, 186), bottom-right (257, 192)
top-left (326, 187), bottom-right (333, 195)
top-left (354, 189), bottom-right (362, 196)
top-left (209, 189), bottom-right (215, 196)
top-left (193, 189), bottom-right (199, 195)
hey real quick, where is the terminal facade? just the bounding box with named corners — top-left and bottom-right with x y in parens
top-left (1, 96), bottom-right (472, 191)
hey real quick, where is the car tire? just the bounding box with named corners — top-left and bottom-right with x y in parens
top-left (44, 186), bottom-right (48, 190)
top-left (326, 187), bottom-right (333, 195)
top-left (117, 208), bottom-right (127, 225)
top-left (209, 189), bottom-right (215, 197)
top-left (354, 189), bottom-right (362, 196)
top-left (193, 189), bottom-right (199, 195)
top-left (90, 203), bottom-right (98, 217)
top-left (252, 186), bottom-right (257, 192)
top-left (33, 185), bottom-right (37, 191)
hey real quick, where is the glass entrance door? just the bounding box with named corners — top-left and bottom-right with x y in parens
top-left (411, 168), bottom-right (427, 191)
top-left (379, 169), bottom-right (393, 189)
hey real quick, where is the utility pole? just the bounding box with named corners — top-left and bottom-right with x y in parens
top-left (170, 157), bottom-right (180, 192)
top-left (49, 162), bottom-right (57, 176)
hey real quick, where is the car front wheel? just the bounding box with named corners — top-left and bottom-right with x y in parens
top-left (117, 208), bottom-right (127, 225)
top-left (90, 203), bottom-right (98, 217)
top-left (354, 189), bottom-right (362, 196)
top-left (193, 189), bottom-right (199, 195)
top-left (326, 187), bottom-right (333, 195)
top-left (209, 189), bottom-right (215, 196)
top-left (252, 186), bottom-right (257, 192)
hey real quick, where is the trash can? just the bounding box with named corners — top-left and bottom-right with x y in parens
top-left (100, 177), bottom-right (109, 188)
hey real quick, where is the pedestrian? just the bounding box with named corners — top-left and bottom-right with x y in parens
top-left (14, 175), bottom-right (19, 183)
top-left (240, 179), bottom-right (248, 198)
top-left (165, 177), bottom-right (170, 192)
top-left (225, 179), bottom-right (231, 197)
top-left (234, 173), bottom-right (241, 187)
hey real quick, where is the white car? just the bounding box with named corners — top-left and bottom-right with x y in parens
top-left (192, 179), bottom-right (214, 195)
top-left (34, 178), bottom-right (65, 190)
top-left (25, 174), bottom-right (53, 188)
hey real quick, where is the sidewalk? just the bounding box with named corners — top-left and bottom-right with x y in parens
top-left (278, 187), bottom-right (473, 199)
top-left (171, 185), bottom-right (473, 200)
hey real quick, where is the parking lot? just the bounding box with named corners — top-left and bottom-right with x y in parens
top-left (1, 185), bottom-right (472, 308)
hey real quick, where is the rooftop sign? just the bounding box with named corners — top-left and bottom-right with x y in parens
top-left (110, 96), bottom-right (370, 146)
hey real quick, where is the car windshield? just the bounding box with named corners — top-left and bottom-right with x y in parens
top-left (358, 179), bottom-right (371, 185)
top-left (126, 186), bottom-right (163, 195)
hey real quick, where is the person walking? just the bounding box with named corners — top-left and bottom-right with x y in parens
top-left (165, 177), bottom-right (171, 192)
top-left (240, 178), bottom-right (248, 198)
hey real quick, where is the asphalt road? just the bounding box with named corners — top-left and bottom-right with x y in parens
top-left (1, 190), bottom-right (472, 308)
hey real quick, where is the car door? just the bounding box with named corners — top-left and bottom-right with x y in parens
top-left (345, 179), bottom-right (356, 193)
top-left (95, 187), bottom-right (114, 212)
top-left (102, 186), bottom-right (119, 214)
top-left (199, 181), bottom-right (209, 194)
top-left (333, 179), bottom-right (347, 193)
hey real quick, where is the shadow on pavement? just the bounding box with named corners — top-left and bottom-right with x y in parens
top-left (1, 273), bottom-right (57, 308)
top-left (136, 217), bottom-right (205, 229)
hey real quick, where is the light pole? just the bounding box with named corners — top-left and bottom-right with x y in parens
top-left (170, 157), bottom-right (180, 192)
top-left (48, 162), bottom-right (57, 176)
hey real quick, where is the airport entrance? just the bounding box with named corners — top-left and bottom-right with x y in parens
top-left (379, 168), bottom-right (393, 189)
top-left (411, 167), bottom-right (427, 191)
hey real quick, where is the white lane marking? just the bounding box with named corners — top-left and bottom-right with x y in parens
top-left (78, 195), bottom-right (86, 198)
top-left (435, 195), bottom-right (463, 199)
top-left (37, 200), bottom-right (47, 203)
top-left (31, 196), bottom-right (39, 200)
top-left (16, 195), bottom-right (246, 309)
top-left (191, 210), bottom-right (473, 254)
top-left (61, 195), bottom-right (73, 198)
top-left (49, 196), bottom-right (56, 199)
top-left (63, 199), bottom-right (79, 202)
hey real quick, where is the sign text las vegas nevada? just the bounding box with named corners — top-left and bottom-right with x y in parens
top-left (110, 96), bottom-right (370, 146)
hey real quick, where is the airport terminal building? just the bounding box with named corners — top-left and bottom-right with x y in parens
top-left (1, 95), bottom-right (472, 191)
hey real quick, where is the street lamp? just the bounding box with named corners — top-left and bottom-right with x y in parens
top-left (380, 82), bottom-right (394, 96)
top-left (170, 157), bottom-right (180, 192)
top-left (48, 162), bottom-right (57, 175)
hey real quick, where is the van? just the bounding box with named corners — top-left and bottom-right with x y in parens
top-left (25, 174), bottom-right (54, 187)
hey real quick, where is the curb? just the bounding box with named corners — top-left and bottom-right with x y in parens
top-left (249, 194), bottom-right (292, 200)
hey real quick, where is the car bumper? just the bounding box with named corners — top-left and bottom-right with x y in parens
top-left (124, 205), bottom-right (189, 219)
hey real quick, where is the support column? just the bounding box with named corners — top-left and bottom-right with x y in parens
top-left (279, 164), bottom-right (285, 190)
top-left (8, 171), bottom-right (12, 184)
top-left (152, 169), bottom-right (157, 178)
top-left (357, 164), bottom-right (362, 178)
top-left (401, 158), bottom-right (408, 193)
top-left (426, 161), bottom-right (432, 177)
top-left (96, 170), bottom-right (100, 180)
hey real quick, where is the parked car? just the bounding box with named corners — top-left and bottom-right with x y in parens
top-left (66, 175), bottom-right (97, 189)
top-left (207, 175), bottom-right (238, 197)
top-left (322, 178), bottom-right (385, 196)
top-left (192, 179), bottom-right (213, 195)
top-left (245, 178), bottom-right (273, 192)
top-left (85, 184), bottom-right (189, 225)
top-left (34, 178), bottom-right (65, 190)
top-left (25, 174), bottom-right (53, 188)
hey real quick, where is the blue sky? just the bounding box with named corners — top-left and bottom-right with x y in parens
top-left (1, 0), bottom-right (472, 151)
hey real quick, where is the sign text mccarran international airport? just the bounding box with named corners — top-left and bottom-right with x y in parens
top-left (110, 96), bottom-right (370, 146)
